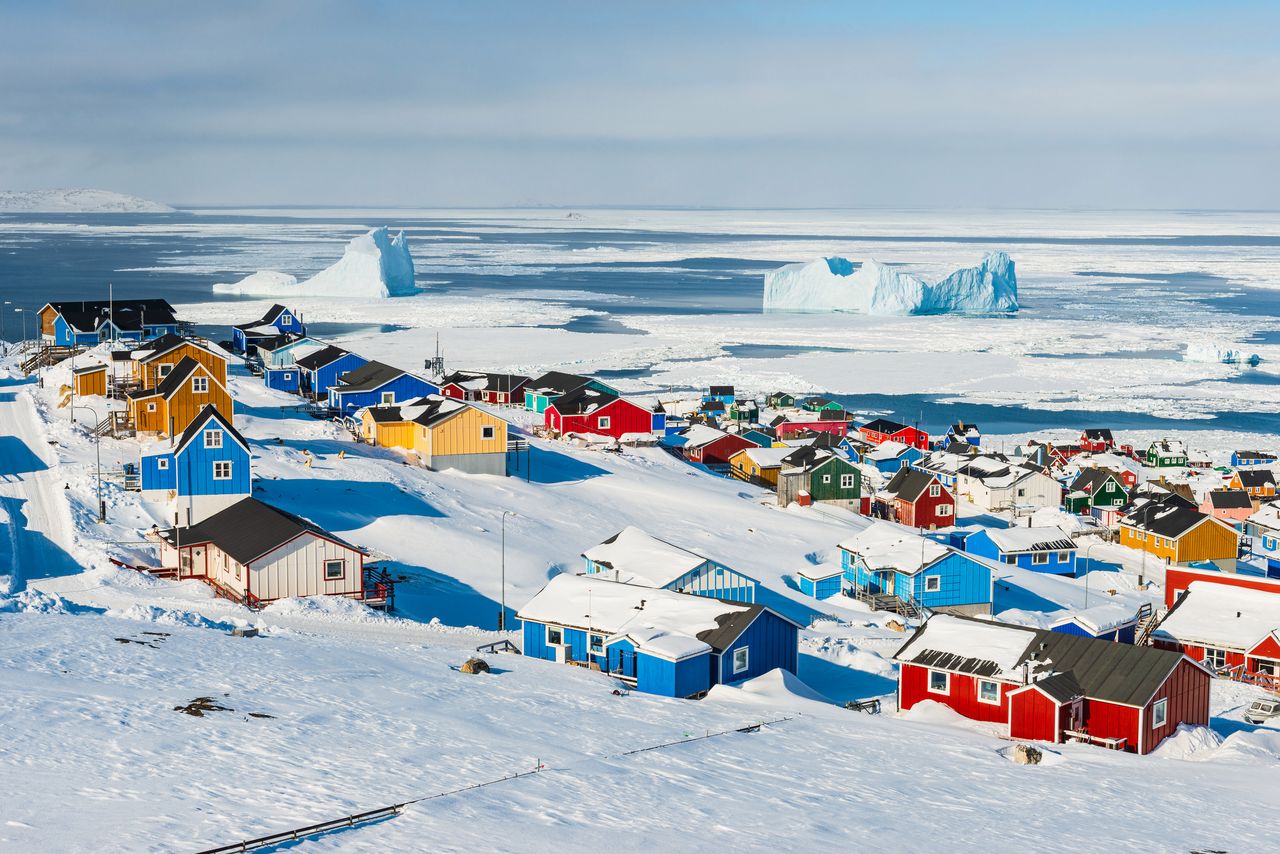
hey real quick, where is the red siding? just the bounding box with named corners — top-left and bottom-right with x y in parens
top-left (897, 482), bottom-right (955, 530)
top-left (1249, 633), bottom-right (1280, 660)
top-left (1164, 566), bottom-right (1280, 609)
top-left (898, 663), bottom-right (1012, 723)
top-left (1079, 699), bottom-right (1140, 753)
top-left (1140, 658), bottom-right (1211, 754)
top-left (1008, 687), bottom-right (1060, 743)
top-left (689, 434), bottom-right (757, 466)
top-left (776, 420), bottom-right (849, 438)
top-left (859, 425), bottom-right (929, 450)
top-left (547, 398), bottom-right (653, 440)
top-left (440, 384), bottom-right (468, 400)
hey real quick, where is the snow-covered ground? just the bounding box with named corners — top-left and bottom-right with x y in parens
top-left (0, 188), bottom-right (173, 213)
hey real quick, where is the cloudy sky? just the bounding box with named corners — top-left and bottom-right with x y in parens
top-left (1, 1), bottom-right (1277, 208)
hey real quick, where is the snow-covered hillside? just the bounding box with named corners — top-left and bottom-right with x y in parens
top-left (213, 226), bottom-right (417, 298)
top-left (0, 189), bottom-right (173, 213)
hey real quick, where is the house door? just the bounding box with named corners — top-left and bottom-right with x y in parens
top-left (614, 650), bottom-right (637, 680)
top-left (1067, 698), bottom-right (1083, 735)
top-left (179, 549), bottom-right (192, 578)
top-left (874, 571), bottom-right (895, 595)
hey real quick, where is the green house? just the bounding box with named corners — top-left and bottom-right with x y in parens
top-left (729, 398), bottom-right (760, 422)
top-left (1066, 468), bottom-right (1128, 512)
top-left (777, 451), bottom-right (862, 508)
top-left (1145, 439), bottom-right (1187, 468)
top-left (767, 392), bottom-right (796, 408)
top-left (800, 395), bottom-right (843, 412)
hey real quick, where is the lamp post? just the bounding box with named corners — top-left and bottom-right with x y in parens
top-left (1081, 540), bottom-right (1102, 609)
top-left (499, 510), bottom-right (516, 631)
top-left (70, 403), bottom-right (105, 522)
top-left (15, 307), bottom-right (26, 344)
top-left (1, 300), bottom-right (9, 344)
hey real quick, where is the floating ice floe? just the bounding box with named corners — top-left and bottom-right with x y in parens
top-left (1183, 340), bottom-right (1261, 366)
top-left (213, 226), bottom-right (417, 299)
top-left (763, 251), bottom-right (1017, 315)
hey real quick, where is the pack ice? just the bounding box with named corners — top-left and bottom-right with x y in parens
top-left (213, 226), bottom-right (417, 298)
top-left (763, 251), bottom-right (1017, 315)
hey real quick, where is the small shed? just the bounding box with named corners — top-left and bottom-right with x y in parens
top-left (797, 565), bottom-right (843, 600)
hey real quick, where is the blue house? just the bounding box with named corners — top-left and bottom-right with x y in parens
top-left (945, 421), bottom-right (982, 447)
top-left (1232, 450), bottom-right (1277, 468)
top-left (257, 336), bottom-right (327, 369)
top-left (140, 405), bottom-right (252, 524)
top-left (1049, 604), bottom-right (1140, 644)
top-left (518, 574), bottom-right (800, 699)
top-left (962, 526), bottom-right (1078, 577)
top-left (326, 361), bottom-right (439, 414)
top-left (264, 365), bottom-right (303, 393)
top-left (703, 385), bottom-right (736, 405)
top-left (797, 565), bottom-right (843, 600)
top-left (41, 299), bottom-right (181, 346)
top-left (582, 526), bottom-right (758, 603)
top-left (838, 521), bottom-right (992, 615)
top-left (866, 440), bottom-right (923, 474)
top-left (294, 345), bottom-right (367, 398)
top-left (231, 304), bottom-right (305, 354)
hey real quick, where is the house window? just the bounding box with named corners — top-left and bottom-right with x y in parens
top-left (925, 575), bottom-right (941, 592)
top-left (822, 474), bottom-right (831, 484)
top-left (324, 559), bottom-right (344, 581)
top-left (929, 484), bottom-right (940, 497)
top-left (546, 625), bottom-right (564, 646)
top-left (157, 364), bottom-right (172, 378)
top-left (937, 504), bottom-right (952, 516)
top-left (598, 416), bottom-right (611, 430)
top-left (147, 402), bottom-right (157, 412)
top-left (1204, 648), bottom-right (1227, 669)
top-left (283, 373), bottom-right (292, 381)
top-left (1057, 551), bottom-right (1070, 562)
top-left (204, 429), bottom-right (222, 449)
top-left (235, 562), bottom-right (241, 580)
top-left (381, 391), bottom-right (395, 406)
top-left (281, 315), bottom-right (292, 326)
top-left (732, 647), bottom-right (750, 674)
top-left (481, 426), bottom-right (495, 440)
top-left (978, 680), bottom-right (1000, 704)
top-left (589, 634), bottom-right (604, 654)
top-left (1004, 555), bottom-right (1017, 565)
top-left (1152, 698), bottom-right (1168, 729)
top-left (928, 669), bottom-right (949, 693)
top-left (1032, 552), bottom-right (1049, 565)
top-left (192, 376), bottom-right (208, 394)
top-left (840, 474), bottom-right (855, 489)
top-left (213, 461), bottom-right (232, 480)
top-left (157, 458), bottom-right (169, 470)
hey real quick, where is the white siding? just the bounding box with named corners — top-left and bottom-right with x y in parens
top-left (248, 534), bottom-right (364, 601)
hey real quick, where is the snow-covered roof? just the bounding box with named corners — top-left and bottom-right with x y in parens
top-left (866, 439), bottom-right (910, 461)
top-left (680, 424), bottom-right (730, 448)
top-left (582, 526), bottom-right (711, 588)
top-left (1153, 581), bottom-right (1280, 651)
top-left (1248, 501), bottom-right (1280, 532)
top-left (837, 521), bottom-right (948, 575)
top-left (895, 614), bottom-right (1033, 678)
top-left (1050, 603), bottom-right (1138, 634)
top-left (980, 526), bottom-right (1075, 554)
top-left (734, 447), bottom-right (793, 468)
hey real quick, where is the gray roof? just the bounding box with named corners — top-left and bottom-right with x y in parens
top-left (295, 345), bottom-right (351, 371)
top-left (1208, 490), bottom-right (1253, 510)
top-left (883, 468), bottom-right (940, 503)
top-left (333, 361), bottom-right (407, 393)
top-left (161, 497), bottom-right (357, 566)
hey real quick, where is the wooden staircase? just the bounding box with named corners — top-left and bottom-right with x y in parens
top-left (1133, 602), bottom-right (1161, 646)
top-left (21, 344), bottom-right (79, 374)
top-left (93, 410), bottom-right (134, 438)
top-left (852, 587), bottom-right (926, 620)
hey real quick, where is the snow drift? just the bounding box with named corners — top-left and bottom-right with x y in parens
top-left (763, 251), bottom-right (1018, 315)
top-left (213, 227), bottom-right (417, 299)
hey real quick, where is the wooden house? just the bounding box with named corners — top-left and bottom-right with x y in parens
top-left (437, 370), bottom-right (490, 400)
top-left (800, 395), bottom-right (842, 412)
top-left (1230, 468), bottom-right (1277, 499)
top-left (771, 410), bottom-right (850, 439)
top-left (582, 526), bottom-right (758, 602)
top-left (796, 565), bottom-right (844, 600)
top-left (1163, 565), bottom-right (1280, 610)
top-left (859, 418), bottom-right (929, 451)
top-left (678, 425), bottom-right (759, 467)
top-left (728, 398), bottom-right (760, 423)
top-left (766, 391), bottom-right (796, 408)
top-left (703, 385), bottom-right (736, 405)
top-left (156, 497), bottom-right (390, 608)
top-left (1231, 450), bottom-right (1277, 468)
top-left (1246, 501), bottom-right (1280, 540)
top-left (231, 304), bottom-right (305, 354)
top-left (140, 405), bottom-right (252, 524)
top-left (255, 335), bottom-right (327, 369)
top-left (895, 614), bottom-right (1210, 754)
top-left (264, 365), bottom-right (303, 394)
top-left (517, 574), bottom-right (798, 699)
top-left (126, 356), bottom-right (233, 437)
top-left (130, 334), bottom-right (229, 390)
top-left (1079, 429), bottom-right (1116, 453)
top-left (73, 363), bottom-right (109, 397)
top-left (954, 457), bottom-right (1062, 512)
top-left (945, 421), bottom-right (982, 447)
top-left (523, 371), bottom-right (618, 414)
top-left (359, 395), bottom-right (509, 475)
top-left (1145, 438), bottom-right (1188, 468)
top-left (326, 361), bottom-right (439, 414)
top-left (875, 468), bottom-right (955, 530)
top-left (39, 299), bottom-right (180, 346)
top-left (1153, 581), bottom-right (1280, 689)
top-left (728, 446), bottom-right (793, 488)
top-left (962, 526), bottom-right (1077, 576)
top-left (1200, 490), bottom-right (1254, 527)
top-left (839, 522), bottom-right (991, 616)
top-left (740, 427), bottom-right (779, 449)
top-left (295, 346), bottom-right (368, 399)
top-left (1064, 468), bottom-right (1128, 514)
top-left (1118, 498), bottom-right (1239, 570)
top-left (865, 440), bottom-right (921, 474)
top-left (776, 449), bottom-right (864, 511)
top-left (478, 373), bottom-right (529, 405)
top-left (545, 387), bottom-right (656, 440)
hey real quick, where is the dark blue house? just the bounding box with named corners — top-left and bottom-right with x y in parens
top-left (140, 405), bottom-right (252, 524)
top-left (264, 365), bottom-right (303, 393)
top-left (797, 565), bottom-right (843, 600)
top-left (326, 361), bottom-right (439, 414)
top-left (962, 526), bottom-right (1078, 577)
top-left (231, 304), bottom-right (305, 354)
top-left (518, 574), bottom-right (800, 699)
top-left (293, 345), bottom-right (368, 399)
top-left (41, 299), bottom-right (181, 346)
top-left (1231, 450), bottom-right (1277, 468)
top-left (1049, 604), bottom-right (1140, 643)
top-left (702, 385), bottom-right (736, 405)
top-left (839, 521), bottom-right (993, 615)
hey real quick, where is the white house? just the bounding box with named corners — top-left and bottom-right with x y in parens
top-left (955, 456), bottom-right (1061, 512)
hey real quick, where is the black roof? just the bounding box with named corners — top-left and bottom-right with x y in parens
top-left (484, 373), bottom-right (529, 392)
top-left (334, 361), bottom-right (407, 393)
top-left (135, 333), bottom-right (222, 363)
top-left (162, 497), bottom-right (356, 566)
top-left (1207, 489), bottom-right (1253, 510)
top-left (439, 370), bottom-right (488, 387)
top-left (1235, 450), bottom-right (1276, 460)
top-left (701, 400), bottom-right (727, 412)
top-left (883, 468), bottom-right (938, 503)
top-left (234, 304), bottom-right (289, 330)
top-left (708, 385), bottom-right (734, 396)
top-left (527, 371), bottom-right (591, 395)
top-left (1124, 500), bottom-right (1214, 538)
top-left (129, 356), bottom-right (208, 399)
top-left (49, 299), bottom-right (178, 333)
top-left (1238, 469), bottom-right (1277, 488)
top-left (1070, 468), bottom-right (1125, 493)
top-left (818, 408), bottom-right (847, 421)
top-left (549, 385), bottom-right (618, 415)
top-left (1083, 428), bottom-right (1114, 441)
top-left (295, 345), bottom-right (350, 371)
top-left (174, 405), bottom-right (249, 455)
top-left (364, 406), bottom-right (407, 423)
top-left (861, 418), bottom-right (909, 435)
top-left (898, 615), bottom-right (1190, 706)
top-left (942, 439), bottom-right (980, 456)
top-left (697, 604), bottom-right (769, 653)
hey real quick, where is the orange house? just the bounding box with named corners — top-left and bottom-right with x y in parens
top-left (73, 364), bottom-right (108, 397)
top-left (131, 335), bottom-right (229, 391)
top-left (1230, 469), bottom-right (1277, 500)
top-left (1118, 502), bottom-right (1239, 570)
top-left (127, 356), bottom-right (233, 437)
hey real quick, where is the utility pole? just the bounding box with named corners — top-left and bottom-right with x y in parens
top-left (70, 404), bottom-right (104, 522)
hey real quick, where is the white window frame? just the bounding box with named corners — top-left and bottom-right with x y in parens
top-left (147, 402), bottom-right (157, 412)
top-left (977, 680), bottom-right (1000, 705)
top-left (928, 669), bottom-right (949, 694)
top-left (598, 415), bottom-right (611, 430)
top-left (732, 646), bottom-right (750, 675)
top-left (324, 559), bottom-right (344, 581)
top-left (281, 314), bottom-right (292, 326)
top-left (840, 474), bottom-right (855, 488)
top-left (212, 461), bottom-right (232, 480)
top-left (1057, 551), bottom-right (1070, 562)
top-left (481, 425), bottom-right (496, 440)
top-left (192, 376), bottom-right (209, 394)
top-left (546, 625), bottom-right (564, 646)
top-left (822, 474), bottom-right (831, 484)
top-left (157, 363), bottom-right (173, 378)
top-left (929, 483), bottom-right (940, 497)
top-left (380, 391), bottom-right (396, 406)
top-left (589, 633), bottom-right (604, 655)
top-left (1151, 697), bottom-right (1168, 729)
top-left (204, 429), bottom-right (222, 449)
top-left (1032, 552), bottom-right (1049, 565)
top-left (1204, 647), bottom-right (1227, 669)
top-left (156, 457), bottom-right (169, 470)
top-left (283, 372), bottom-right (292, 381)
top-left (924, 575), bottom-right (941, 593)
top-left (937, 504), bottom-right (952, 517)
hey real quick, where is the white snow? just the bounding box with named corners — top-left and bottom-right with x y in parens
top-left (837, 521), bottom-right (949, 575)
top-left (213, 226), bottom-right (417, 298)
top-left (1184, 340), bottom-right (1259, 365)
top-left (1152, 581), bottom-right (1280, 650)
top-left (982, 526), bottom-right (1074, 553)
top-left (763, 251), bottom-right (1017, 315)
top-left (895, 614), bottom-right (1034, 676)
top-left (582, 526), bottom-right (709, 588)
top-left (0, 188), bottom-right (173, 213)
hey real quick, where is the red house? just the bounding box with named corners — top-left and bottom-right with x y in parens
top-left (896, 615), bottom-right (1211, 755)
top-left (1080, 428), bottom-right (1116, 453)
top-left (545, 387), bottom-right (654, 440)
top-left (437, 370), bottom-right (489, 400)
top-left (859, 418), bottom-right (929, 450)
top-left (1152, 580), bottom-right (1280, 690)
top-left (876, 468), bottom-right (954, 530)
top-left (478, 373), bottom-right (529, 405)
top-left (1162, 566), bottom-right (1280, 610)
top-left (773, 415), bottom-right (850, 439)
top-left (680, 425), bottom-right (759, 467)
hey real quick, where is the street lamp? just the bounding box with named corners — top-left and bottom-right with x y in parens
top-left (1081, 540), bottom-right (1103, 609)
top-left (499, 510), bottom-right (516, 631)
top-left (70, 403), bottom-right (105, 522)
top-left (15, 307), bottom-right (26, 344)
top-left (1, 300), bottom-right (9, 344)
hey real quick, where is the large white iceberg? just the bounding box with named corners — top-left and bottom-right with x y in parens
top-left (1183, 340), bottom-right (1260, 366)
top-left (763, 251), bottom-right (1018, 315)
top-left (213, 227), bottom-right (416, 298)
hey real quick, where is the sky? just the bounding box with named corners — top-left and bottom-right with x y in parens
top-left (0, 0), bottom-right (1277, 209)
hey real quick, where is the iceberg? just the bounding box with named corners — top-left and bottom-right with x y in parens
top-left (763, 251), bottom-right (1018, 315)
top-left (213, 227), bottom-right (416, 298)
top-left (1183, 341), bottom-right (1261, 366)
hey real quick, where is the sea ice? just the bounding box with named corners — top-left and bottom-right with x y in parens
top-left (763, 251), bottom-right (1017, 315)
top-left (1183, 340), bottom-right (1261, 366)
top-left (213, 226), bottom-right (417, 298)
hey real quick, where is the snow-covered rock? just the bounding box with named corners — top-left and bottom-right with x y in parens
top-left (213, 227), bottom-right (417, 299)
top-left (1183, 340), bottom-right (1260, 366)
top-left (0, 189), bottom-right (173, 213)
top-left (763, 251), bottom-right (1018, 315)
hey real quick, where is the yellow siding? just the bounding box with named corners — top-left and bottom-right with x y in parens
top-left (418, 406), bottom-right (506, 458)
top-left (131, 364), bottom-right (232, 436)
top-left (1175, 518), bottom-right (1239, 563)
top-left (74, 368), bottom-right (107, 397)
top-left (137, 343), bottom-right (229, 389)
top-left (375, 421), bottom-right (417, 450)
top-left (39, 305), bottom-right (57, 337)
top-left (129, 394), bottom-right (167, 434)
top-left (728, 449), bottom-right (780, 486)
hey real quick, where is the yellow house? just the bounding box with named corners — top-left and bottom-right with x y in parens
top-left (728, 446), bottom-right (793, 488)
top-left (131, 335), bottom-right (229, 390)
top-left (1118, 500), bottom-right (1239, 570)
top-left (127, 356), bottom-right (233, 437)
top-left (73, 364), bottom-right (108, 397)
top-left (361, 395), bottom-right (508, 476)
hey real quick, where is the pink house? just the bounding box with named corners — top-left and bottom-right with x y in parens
top-left (1200, 490), bottom-right (1253, 527)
